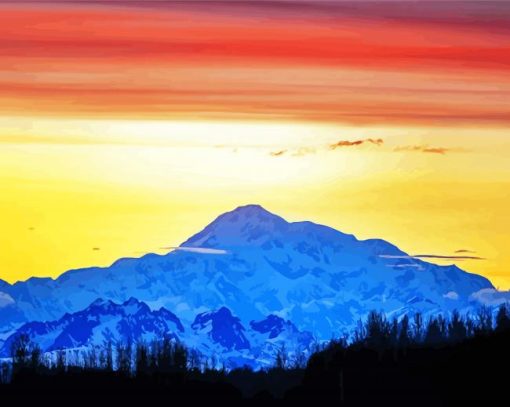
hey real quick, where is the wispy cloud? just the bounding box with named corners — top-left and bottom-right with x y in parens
top-left (455, 249), bottom-right (476, 254)
top-left (470, 288), bottom-right (510, 306)
top-left (221, 137), bottom-right (465, 160)
top-left (413, 254), bottom-right (486, 261)
top-left (270, 149), bottom-right (287, 157)
top-left (379, 254), bottom-right (486, 261)
top-left (386, 263), bottom-right (424, 270)
top-left (394, 145), bottom-right (467, 155)
top-left (269, 138), bottom-right (383, 157)
top-left (329, 138), bottom-right (383, 150)
top-left (443, 291), bottom-right (459, 300)
top-left (160, 246), bottom-right (229, 255)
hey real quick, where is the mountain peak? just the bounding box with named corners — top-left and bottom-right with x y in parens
top-left (180, 204), bottom-right (288, 248)
top-left (231, 204), bottom-right (271, 215)
top-left (224, 204), bottom-right (285, 223)
top-left (89, 298), bottom-right (111, 308)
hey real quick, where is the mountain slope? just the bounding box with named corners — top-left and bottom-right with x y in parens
top-left (0, 205), bottom-right (493, 341)
top-left (0, 299), bottom-right (314, 369)
top-left (0, 298), bottom-right (183, 356)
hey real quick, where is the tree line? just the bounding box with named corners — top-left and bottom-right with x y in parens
top-left (1, 303), bottom-right (509, 404)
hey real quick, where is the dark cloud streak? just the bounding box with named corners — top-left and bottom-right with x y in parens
top-left (270, 149), bottom-right (287, 157)
top-left (329, 138), bottom-right (383, 150)
top-left (394, 145), bottom-right (467, 155)
top-left (379, 254), bottom-right (486, 261)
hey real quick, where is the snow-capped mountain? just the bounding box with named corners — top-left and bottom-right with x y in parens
top-left (0, 298), bottom-right (182, 356)
top-left (0, 205), bottom-right (494, 344)
top-left (0, 298), bottom-right (314, 369)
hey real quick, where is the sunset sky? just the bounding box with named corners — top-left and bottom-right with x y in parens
top-left (0, 1), bottom-right (509, 289)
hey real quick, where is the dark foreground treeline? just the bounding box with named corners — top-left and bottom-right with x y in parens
top-left (1, 304), bottom-right (509, 405)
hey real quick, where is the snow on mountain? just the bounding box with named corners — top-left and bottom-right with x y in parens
top-left (0, 298), bottom-right (183, 357)
top-left (0, 204), bottom-right (494, 346)
top-left (191, 307), bottom-right (250, 351)
top-left (0, 299), bottom-right (314, 369)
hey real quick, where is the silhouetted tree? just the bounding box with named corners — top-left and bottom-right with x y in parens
top-left (173, 342), bottom-right (188, 372)
top-left (105, 341), bottom-right (113, 371)
top-left (116, 342), bottom-right (132, 376)
top-left (389, 317), bottom-right (399, 346)
top-left (188, 348), bottom-right (202, 371)
top-left (56, 350), bottom-right (66, 372)
top-left (495, 303), bottom-right (510, 332)
top-left (149, 340), bottom-right (159, 371)
top-left (398, 314), bottom-right (411, 348)
top-left (136, 342), bottom-right (149, 375)
top-left (291, 347), bottom-right (308, 369)
top-left (425, 317), bottom-right (444, 345)
top-left (412, 312), bottom-right (424, 343)
top-left (10, 333), bottom-right (33, 372)
top-left (0, 362), bottom-right (11, 383)
top-left (475, 306), bottom-right (493, 335)
top-left (275, 343), bottom-right (289, 369)
top-left (465, 315), bottom-right (476, 338)
top-left (352, 319), bottom-right (366, 344)
top-left (448, 310), bottom-right (467, 343)
top-left (84, 346), bottom-right (98, 369)
top-left (29, 343), bottom-right (42, 371)
top-left (157, 337), bottom-right (172, 372)
top-left (365, 311), bottom-right (390, 349)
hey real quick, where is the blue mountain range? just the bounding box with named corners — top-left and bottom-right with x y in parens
top-left (0, 204), bottom-right (501, 366)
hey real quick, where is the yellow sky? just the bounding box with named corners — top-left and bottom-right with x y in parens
top-left (0, 117), bottom-right (509, 289)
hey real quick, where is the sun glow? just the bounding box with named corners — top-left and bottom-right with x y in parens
top-left (1, 116), bottom-right (509, 289)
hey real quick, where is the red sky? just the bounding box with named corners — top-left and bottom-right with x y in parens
top-left (1, 1), bottom-right (509, 125)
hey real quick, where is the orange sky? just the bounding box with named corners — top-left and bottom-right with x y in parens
top-left (1, 2), bottom-right (509, 124)
top-left (0, 1), bottom-right (509, 288)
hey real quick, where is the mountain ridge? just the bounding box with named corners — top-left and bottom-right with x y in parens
top-left (0, 205), bottom-right (495, 345)
top-left (0, 297), bottom-right (315, 369)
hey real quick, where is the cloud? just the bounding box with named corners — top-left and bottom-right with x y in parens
top-left (270, 149), bottom-right (287, 157)
top-left (443, 291), bottom-right (459, 300)
top-left (160, 246), bottom-right (229, 255)
top-left (386, 263), bottom-right (424, 270)
top-left (379, 254), bottom-right (486, 261)
top-left (455, 249), bottom-right (476, 254)
top-left (270, 138), bottom-right (383, 158)
top-left (0, 292), bottom-right (15, 308)
top-left (469, 288), bottom-right (510, 306)
top-left (414, 254), bottom-right (486, 261)
top-left (329, 138), bottom-right (383, 149)
top-left (92, 247), bottom-right (100, 251)
top-left (394, 145), bottom-right (467, 155)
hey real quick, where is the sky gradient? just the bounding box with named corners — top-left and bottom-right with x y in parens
top-left (1, 1), bottom-right (509, 288)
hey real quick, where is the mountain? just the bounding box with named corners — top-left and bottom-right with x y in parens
top-left (0, 298), bottom-right (314, 369)
top-left (191, 307), bottom-right (250, 351)
top-left (0, 205), bottom-right (494, 347)
top-left (0, 298), bottom-right (182, 356)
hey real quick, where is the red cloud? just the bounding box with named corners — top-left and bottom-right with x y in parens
top-left (330, 138), bottom-right (383, 149)
top-left (394, 145), bottom-right (466, 155)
